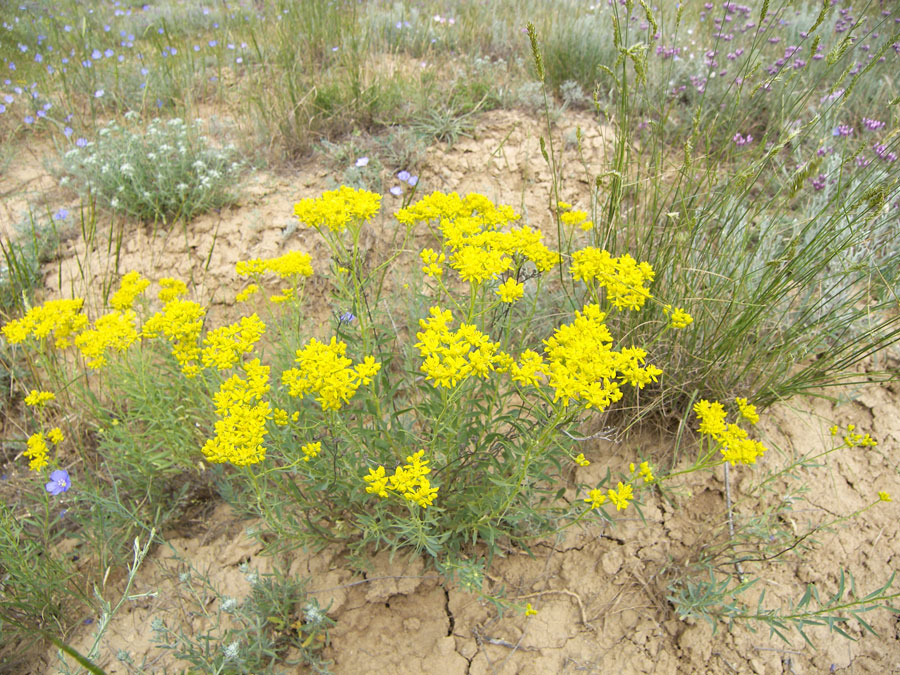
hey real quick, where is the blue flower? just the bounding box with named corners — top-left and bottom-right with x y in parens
top-left (45, 469), bottom-right (71, 496)
top-left (355, 156), bottom-right (369, 168)
top-left (397, 170), bottom-right (411, 182)
top-left (390, 186), bottom-right (403, 196)
top-left (54, 208), bottom-right (69, 221)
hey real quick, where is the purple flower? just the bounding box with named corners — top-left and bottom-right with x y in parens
top-left (863, 118), bottom-right (885, 131)
top-left (54, 208), bottom-right (69, 221)
top-left (355, 157), bottom-right (369, 168)
top-left (397, 170), bottom-right (411, 182)
top-left (24, 115), bottom-right (34, 124)
top-left (45, 469), bottom-right (70, 495)
top-left (408, 176), bottom-right (418, 186)
top-left (390, 185), bottom-right (403, 196)
top-left (832, 125), bottom-right (853, 137)
top-left (76, 137), bottom-right (88, 147)
top-left (95, 89), bottom-right (104, 98)
top-left (91, 49), bottom-right (102, 60)
top-left (339, 311), bottom-right (356, 323)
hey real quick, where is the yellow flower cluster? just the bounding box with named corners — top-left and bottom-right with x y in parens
top-left (694, 398), bottom-right (767, 465)
top-left (202, 359), bottom-right (272, 466)
top-left (398, 192), bottom-right (560, 286)
top-left (25, 432), bottom-right (49, 471)
top-left (24, 390), bottom-right (55, 407)
top-left (272, 408), bottom-right (299, 426)
top-left (397, 191), bottom-right (518, 228)
top-left (878, 491), bottom-right (892, 502)
top-left (510, 349), bottom-right (545, 387)
top-left (293, 186), bottom-right (381, 233)
top-left (663, 304), bottom-right (694, 329)
top-left (301, 441), bottom-right (321, 462)
top-left (364, 450), bottom-right (439, 508)
top-left (830, 424), bottom-right (878, 448)
top-left (544, 304), bottom-right (662, 410)
top-left (236, 251), bottom-right (314, 279)
top-left (420, 248), bottom-right (445, 277)
top-left (22, 428), bottom-right (64, 471)
top-left (109, 271), bottom-right (150, 310)
top-left (2, 298), bottom-right (88, 348)
top-left (281, 337), bottom-right (380, 411)
top-left (74, 310), bottom-right (140, 369)
top-left (558, 202), bottom-right (593, 231)
top-left (571, 248), bottom-right (655, 311)
top-left (584, 461), bottom-right (652, 512)
top-left (142, 299), bottom-right (206, 377)
top-left (496, 278), bottom-right (524, 303)
top-left (735, 397), bottom-right (759, 425)
top-left (201, 314), bottom-right (266, 371)
top-left (235, 284), bottom-right (259, 302)
top-left (158, 278), bottom-right (189, 303)
top-left (414, 306), bottom-right (511, 388)
top-left (630, 461), bottom-right (655, 483)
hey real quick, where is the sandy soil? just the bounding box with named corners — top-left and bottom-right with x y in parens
top-left (3, 109), bottom-right (898, 674)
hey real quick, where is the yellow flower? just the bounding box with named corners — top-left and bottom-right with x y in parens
top-left (559, 209), bottom-right (592, 231)
top-left (420, 248), bottom-right (446, 277)
top-left (24, 432), bottom-right (49, 471)
top-left (301, 442), bottom-right (321, 462)
top-left (878, 491), bottom-right (892, 502)
top-left (202, 359), bottom-right (272, 466)
top-left (497, 278), bottom-right (524, 303)
top-left (363, 451), bottom-right (439, 507)
top-left (415, 307), bottom-right (507, 388)
top-left (524, 603), bottom-right (538, 616)
top-left (663, 304), bottom-right (693, 329)
top-left (364, 466), bottom-right (389, 498)
top-left (694, 399), bottom-right (727, 437)
top-left (840, 425), bottom-right (878, 448)
top-left (2, 298), bottom-right (87, 347)
top-left (235, 284), bottom-right (260, 302)
top-left (637, 461), bottom-right (654, 483)
top-left (201, 314), bottom-right (266, 371)
top-left (510, 350), bottom-right (545, 387)
top-left (607, 481), bottom-right (634, 511)
top-left (75, 310), bottom-right (140, 369)
top-left (584, 489), bottom-right (607, 509)
top-left (294, 186), bottom-right (381, 233)
top-left (142, 299), bottom-right (206, 376)
top-left (273, 408), bottom-right (289, 426)
top-left (158, 278), bottom-right (188, 303)
top-left (24, 390), bottom-right (55, 407)
top-left (109, 271), bottom-right (150, 310)
top-left (47, 427), bottom-right (65, 445)
top-left (735, 397), bottom-right (760, 425)
top-left (543, 304), bottom-right (660, 411)
top-left (570, 248), bottom-right (654, 311)
top-left (282, 337), bottom-right (380, 411)
top-left (574, 453), bottom-right (590, 467)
